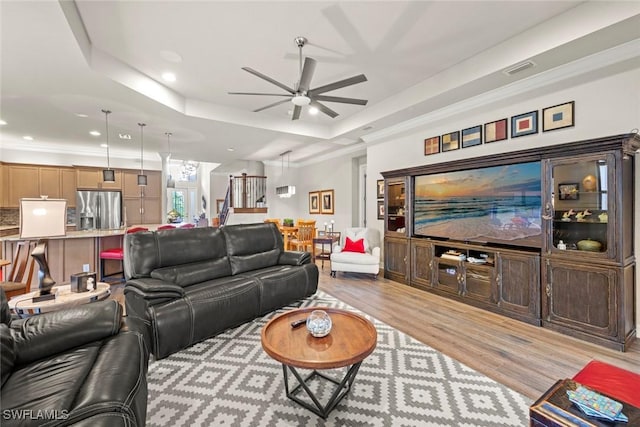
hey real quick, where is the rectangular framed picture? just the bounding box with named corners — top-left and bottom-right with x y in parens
top-left (320, 189), bottom-right (334, 214)
top-left (376, 179), bottom-right (384, 199)
top-left (511, 111), bottom-right (538, 138)
top-left (309, 191), bottom-right (320, 214)
top-left (558, 183), bottom-right (579, 200)
top-left (484, 118), bottom-right (508, 143)
top-left (424, 136), bottom-right (440, 155)
top-left (377, 200), bottom-right (385, 220)
top-left (441, 131), bottom-right (460, 152)
top-left (543, 101), bottom-right (574, 132)
top-left (461, 125), bottom-right (482, 148)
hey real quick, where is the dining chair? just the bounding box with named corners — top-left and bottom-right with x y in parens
top-left (99, 227), bottom-right (148, 282)
top-left (289, 220), bottom-right (316, 252)
top-left (1, 240), bottom-right (38, 298)
top-left (264, 218), bottom-right (281, 226)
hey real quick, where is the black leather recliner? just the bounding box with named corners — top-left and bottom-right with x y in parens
top-left (124, 222), bottom-right (319, 359)
top-left (0, 289), bottom-right (149, 426)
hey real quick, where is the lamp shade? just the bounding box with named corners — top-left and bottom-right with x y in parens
top-left (137, 174), bottom-right (148, 186)
top-left (20, 198), bottom-right (67, 239)
top-left (103, 169), bottom-right (115, 183)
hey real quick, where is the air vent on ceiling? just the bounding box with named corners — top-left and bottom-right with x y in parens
top-left (503, 60), bottom-right (536, 76)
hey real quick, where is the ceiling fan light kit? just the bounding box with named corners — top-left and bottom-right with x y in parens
top-left (229, 36), bottom-right (368, 120)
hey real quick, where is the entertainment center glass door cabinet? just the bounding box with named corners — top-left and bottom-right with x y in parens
top-left (382, 133), bottom-right (639, 351)
top-left (541, 149), bottom-right (636, 351)
top-left (383, 177), bottom-right (410, 284)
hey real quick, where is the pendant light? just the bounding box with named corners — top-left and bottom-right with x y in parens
top-left (276, 150), bottom-right (295, 198)
top-left (165, 132), bottom-right (175, 188)
top-left (137, 122), bottom-right (147, 186)
top-left (101, 109), bottom-right (115, 182)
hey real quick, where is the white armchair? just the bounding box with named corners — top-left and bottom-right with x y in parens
top-left (330, 228), bottom-right (381, 279)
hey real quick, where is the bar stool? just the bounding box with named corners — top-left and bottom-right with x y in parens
top-left (1, 241), bottom-right (38, 298)
top-left (99, 227), bottom-right (148, 282)
top-left (157, 224), bottom-right (176, 230)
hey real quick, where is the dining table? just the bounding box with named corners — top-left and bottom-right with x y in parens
top-left (279, 226), bottom-right (299, 251)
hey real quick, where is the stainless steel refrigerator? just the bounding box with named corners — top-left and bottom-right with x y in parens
top-left (76, 190), bottom-right (122, 230)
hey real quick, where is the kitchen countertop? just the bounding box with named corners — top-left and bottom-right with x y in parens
top-left (0, 224), bottom-right (179, 241)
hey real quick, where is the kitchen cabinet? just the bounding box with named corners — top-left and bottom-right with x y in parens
top-left (124, 197), bottom-right (161, 226)
top-left (60, 168), bottom-right (77, 207)
top-left (7, 165), bottom-right (39, 206)
top-left (77, 167), bottom-right (121, 190)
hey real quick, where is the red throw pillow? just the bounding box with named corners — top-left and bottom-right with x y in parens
top-left (343, 237), bottom-right (365, 253)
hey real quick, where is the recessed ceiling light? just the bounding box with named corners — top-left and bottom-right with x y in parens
top-left (90, 130), bottom-right (101, 136)
top-left (23, 136), bottom-right (33, 140)
top-left (75, 113), bottom-right (88, 118)
top-left (227, 148), bottom-right (234, 152)
top-left (160, 50), bottom-right (183, 63)
top-left (100, 143), bottom-right (108, 148)
top-left (162, 72), bottom-right (176, 82)
top-left (308, 107), bottom-right (319, 115)
top-left (119, 133), bottom-right (131, 140)
top-left (0, 120), bottom-right (7, 125)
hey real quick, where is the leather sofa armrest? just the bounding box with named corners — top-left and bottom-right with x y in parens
top-left (124, 278), bottom-right (186, 302)
top-left (279, 250), bottom-right (311, 266)
top-left (10, 300), bottom-right (122, 365)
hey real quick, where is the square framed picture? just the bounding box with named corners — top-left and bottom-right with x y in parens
top-left (320, 189), bottom-right (334, 215)
top-left (543, 101), bottom-right (574, 132)
top-left (377, 200), bottom-right (385, 220)
top-left (441, 131), bottom-right (460, 152)
top-left (424, 136), bottom-right (440, 155)
top-left (309, 191), bottom-right (320, 214)
top-left (461, 125), bottom-right (482, 148)
top-left (511, 111), bottom-right (538, 138)
top-left (376, 179), bottom-right (384, 199)
top-left (558, 183), bottom-right (579, 200)
top-left (484, 118), bottom-right (508, 143)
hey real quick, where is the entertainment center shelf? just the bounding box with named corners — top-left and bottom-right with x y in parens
top-left (382, 133), bottom-right (639, 351)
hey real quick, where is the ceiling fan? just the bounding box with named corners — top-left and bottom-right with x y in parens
top-left (229, 37), bottom-right (368, 120)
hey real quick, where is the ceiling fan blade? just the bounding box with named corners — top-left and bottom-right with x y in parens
top-left (310, 100), bottom-right (339, 118)
top-left (298, 57), bottom-right (317, 93)
top-left (291, 105), bottom-right (302, 120)
top-left (253, 98), bottom-right (291, 113)
top-left (314, 95), bottom-right (368, 105)
top-left (228, 92), bottom-right (292, 97)
top-left (309, 74), bottom-right (367, 96)
top-left (242, 67), bottom-right (295, 94)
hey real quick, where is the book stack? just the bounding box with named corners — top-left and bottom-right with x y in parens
top-left (441, 250), bottom-right (466, 261)
top-left (567, 386), bottom-right (628, 422)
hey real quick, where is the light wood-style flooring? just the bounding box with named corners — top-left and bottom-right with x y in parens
top-left (317, 266), bottom-right (640, 401)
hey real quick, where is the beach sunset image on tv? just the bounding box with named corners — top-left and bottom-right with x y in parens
top-left (413, 161), bottom-right (542, 247)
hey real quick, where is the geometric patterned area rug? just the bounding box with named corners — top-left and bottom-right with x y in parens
top-left (147, 291), bottom-right (531, 426)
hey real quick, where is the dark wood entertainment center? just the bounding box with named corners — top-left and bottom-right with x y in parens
top-left (382, 133), bottom-right (639, 351)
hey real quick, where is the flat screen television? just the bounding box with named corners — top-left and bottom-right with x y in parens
top-left (413, 161), bottom-right (542, 248)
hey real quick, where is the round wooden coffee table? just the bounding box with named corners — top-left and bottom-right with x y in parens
top-left (8, 283), bottom-right (111, 318)
top-left (261, 306), bottom-right (377, 419)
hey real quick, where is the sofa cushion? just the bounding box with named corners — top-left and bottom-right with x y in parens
top-left (0, 324), bottom-right (15, 387)
top-left (343, 237), bottom-right (365, 253)
top-left (222, 223), bottom-right (284, 275)
top-left (151, 258), bottom-right (232, 287)
top-left (331, 251), bottom-right (380, 265)
top-left (344, 228), bottom-right (372, 252)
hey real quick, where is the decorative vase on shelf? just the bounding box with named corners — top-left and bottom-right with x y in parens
top-left (582, 174), bottom-right (597, 192)
top-left (577, 239), bottom-right (602, 252)
top-left (306, 310), bottom-right (332, 338)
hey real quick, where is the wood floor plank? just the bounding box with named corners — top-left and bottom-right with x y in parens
top-left (318, 267), bottom-right (640, 400)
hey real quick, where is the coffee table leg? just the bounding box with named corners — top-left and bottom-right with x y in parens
top-left (281, 362), bottom-right (363, 419)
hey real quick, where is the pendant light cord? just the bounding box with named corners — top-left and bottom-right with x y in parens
top-left (138, 123), bottom-right (146, 174)
top-left (102, 109), bottom-right (111, 169)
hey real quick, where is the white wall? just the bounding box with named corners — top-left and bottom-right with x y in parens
top-left (367, 65), bottom-right (640, 330)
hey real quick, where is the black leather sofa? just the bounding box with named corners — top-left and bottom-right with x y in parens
top-left (123, 222), bottom-right (319, 359)
top-left (0, 290), bottom-right (148, 426)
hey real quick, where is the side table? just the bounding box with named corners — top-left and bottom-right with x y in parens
top-left (312, 231), bottom-right (340, 269)
top-left (8, 283), bottom-right (111, 318)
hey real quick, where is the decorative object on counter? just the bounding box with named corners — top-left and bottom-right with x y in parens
top-left (165, 132), bottom-right (176, 188)
top-left (575, 209), bottom-right (592, 222)
top-left (561, 209), bottom-right (576, 221)
top-left (320, 189), bottom-right (334, 214)
top-left (101, 109), bottom-right (115, 183)
top-left (557, 240), bottom-right (567, 250)
top-left (137, 123), bottom-right (148, 186)
top-left (598, 212), bottom-right (608, 223)
top-left (20, 198), bottom-right (67, 302)
top-left (577, 239), bottom-right (602, 252)
top-left (511, 110), bottom-right (538, 138)
top-left (167, 209), bottom-right (183, 223)
top-left (542, 101), bottom-right (574, 132)
top-left (582, 174), bottom-right (597, 192)
top-left (283, 218), bottom-right (294, 227)
top-left (70, 272), bottom-right (96, 293)
top-left (306, 309), bottom-right (332, 337)
top-left (558, 183), bottom-right (579, 200)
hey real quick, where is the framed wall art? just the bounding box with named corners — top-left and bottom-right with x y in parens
top-left (461, 125), bottom-right (482, 148)
top-left (424, 136), bottom-right (440, 155)
top-left (484, 118), bottom-right (508, 143)
top-left (376, 180), bottom-right (384, 199)
top-left (511, 111), bottom-right (538, 138)
top-left (543, 101), bottom-right (574, 132)
top-left (309, 191), bottom-right (320, 214)
top-left (320, 189), bottom-right (334, 214)
top-left (377, 200), bottom-right (385, 220)
top-left (441, 131), bottom-right (460, 152)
